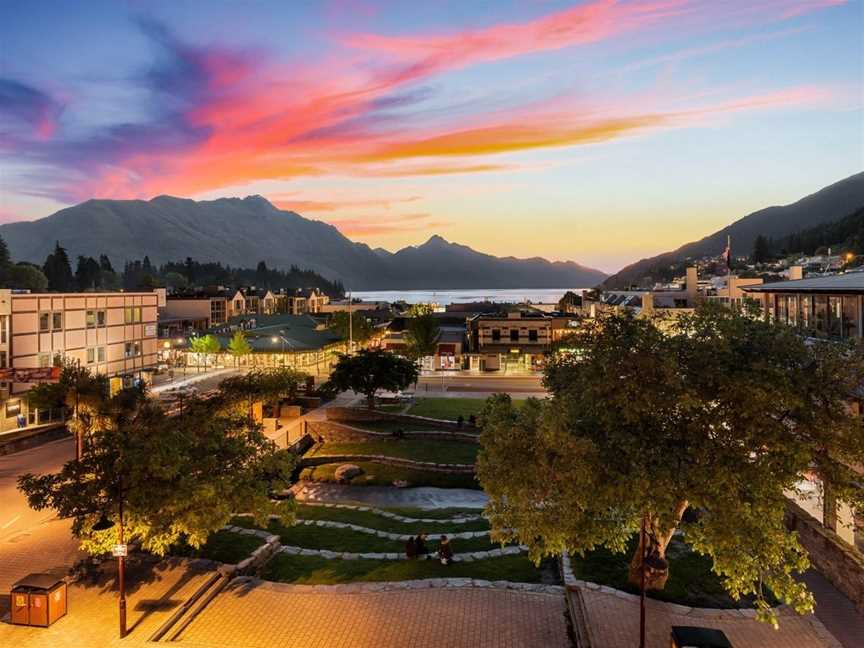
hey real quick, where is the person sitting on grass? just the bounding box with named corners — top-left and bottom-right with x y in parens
top-left (415, 532), bottom-right (429, 558)
top-left (456, 415), bottom-right (464, 428)
top-left (468, 414), bottom-right (477, 428)
top-left (405, 536), bottom-right (417, 559)
top-left (437, 535), bottom-right (453, 565)
top-left (392, 427), bottom-right (406, 439)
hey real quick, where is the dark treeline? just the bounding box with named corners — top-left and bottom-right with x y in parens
top-left (0, 235), bottom-right (344, 296)
top-left (752, 206), bottom-right (864, 262)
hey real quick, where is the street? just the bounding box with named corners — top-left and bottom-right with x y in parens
top-left (416, 372), bottom-right (545, 396)
top-left (0, 437), bottom-right (80, 614)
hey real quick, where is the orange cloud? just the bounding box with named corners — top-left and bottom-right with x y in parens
top-left (271, 196), bottom-right (420, 212)
top-left (321, 212), bottom-right (452, 236)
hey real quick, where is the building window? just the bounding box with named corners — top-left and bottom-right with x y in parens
top-left (97, 310), bottom-right (106, 326)
top-left (39, 312), bottom-right (50, 332)
top-left (87, 348), bottom-right (96, 364)
top-left (0, 315), bottom-right (7, 343)
top-left (842, 296), bottom-right (859, 339)
top-left (814, 296), bottom-right (828, 334)
top-left (52, 312), bottom-right (63, 330)
top-left (510, 329), bottom-right (519, 342)
top-left (6, 399), bottom-right (21, 418)
top-left (86, 310), bottom-right (96, 328)
top-left (124, 342), bottom-right (141, 358)
top-left (98, 347), bottom-right (106, 362)
top-left (124, 306), bottom-right (142, 324)
top-left (0, 351), bottom-right (6, 368)
top-left (828, 296), bottom-right (843, 339)
top-left (38, 353), bottom-right (51, 368)
top-left (528, 329), bottom-right (538, 342)
top-left (491, 328), bottom-right (501, 342)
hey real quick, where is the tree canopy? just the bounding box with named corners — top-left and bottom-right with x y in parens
top-left (404, 312), bottom-right (440, 360)
top-left (328, 311), bottom-right (374, 344)
top-left (477, 305), bottom-right (864, 625)
top-left (42, 241), bottom-right (75, 291)
top-left (227, 330), bottom-right (252, 366)
top-left (327, 349), bottom-right (419, 408)
top-left (18, 381), bottom-right (294, 557)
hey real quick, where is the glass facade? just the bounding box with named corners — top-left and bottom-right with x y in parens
top-left (762, 292), bottom-right (862, 340)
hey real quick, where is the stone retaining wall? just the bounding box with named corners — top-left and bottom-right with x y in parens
top-left (277, 543), bottom-right (526, 562)
top-left (235, 574), bottom-right (564, 595)
top-left (299, 453), bottom-right (475, 474)
top-left (308, 420), bottom-right (479, 444)
top-left (296, 502), bottom-right (483, 524)
top-left (785, 501), bottom-right (864, 615)
top-left (292, 518), bottom-right (489, 542)
top-left (325, 406), bottom-right (471, 431)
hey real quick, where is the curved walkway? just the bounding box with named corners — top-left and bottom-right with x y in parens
top-left (292, 481), bottom-right (488, 509)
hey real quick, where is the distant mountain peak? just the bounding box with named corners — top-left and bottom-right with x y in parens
top-left (422, 234), bottom-right (450, 247)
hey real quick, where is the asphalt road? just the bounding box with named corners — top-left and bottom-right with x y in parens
top-left (0, 436), bottom-right (73, 544)
top-left (416, 373), bottom-right (545, 396)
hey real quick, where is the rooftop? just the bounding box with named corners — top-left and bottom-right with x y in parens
top-left (744, 272), bottom-right (864, 294)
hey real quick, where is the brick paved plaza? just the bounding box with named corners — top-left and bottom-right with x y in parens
top-left (177, 579), bottom-right (570, 648)
top-left (572, 584), bottom-right (850, 648)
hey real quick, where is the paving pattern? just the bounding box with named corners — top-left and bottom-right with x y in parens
top-left (178, 579), bottom-right (570, 648)
top-left (573, 584), bottom-right (844, 648)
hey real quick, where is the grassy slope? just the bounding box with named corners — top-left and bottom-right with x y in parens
top-left (176, 530), bottom-right (264, 564)
top-left (310, 439), bottom-right (478, 464)
top-left (406, 397), bottom-right (527, 421)
top-left (289, 505), bottom-right (489, 534)
top-left (263, 553), bottom-right (547, 584)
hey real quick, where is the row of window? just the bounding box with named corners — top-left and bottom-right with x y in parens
top-left (488, 329), bottom-right (542, 342)
top-left (86, 346), bottom-right (106, 364)
top-left (0, 314), bottom-right (8, 344)
top-left (38, 307), bottom-right (144, 332)
top-left (86, 309), bottom-right (107, 327)
top-left (38, 311), bottom-right (64, 332)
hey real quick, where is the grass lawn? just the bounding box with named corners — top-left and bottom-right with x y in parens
top-left (570, 537), bottom-right (771, 609)
top-left (299, 462), bottom-right (480, 489)
top-left (175, 530), bottom-right (264, 564)
top-left (276, 505), bottom-right (489, 534)
top-left (343, 419), bottom-right (450, 434)
top-left (310, 439), bottom-right (478, 465)
top-left (232, 518), bottom-right (502, 553)
top-left (406, 397), bottom-right (528, 421)
top-left (262, 552), bottom-right (551, 585)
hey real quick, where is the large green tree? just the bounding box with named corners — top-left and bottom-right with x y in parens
top-left (328, 311), bottom-right (374, 345)
top-left (477, 305), bottom-right (864, 625)
top-left (404, 312), bottom-right (440, 360)
top-left (219, 368), bottom-right (306, 419)
top-left (327, 349), bottom-right (418, 409)
top-left (18, 398), bottom-right (293, 556)
top-left (42, 241), bottom-right (75, 291)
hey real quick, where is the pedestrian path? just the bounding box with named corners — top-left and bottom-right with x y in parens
top-left (802, 569), bottom-right (864, 648)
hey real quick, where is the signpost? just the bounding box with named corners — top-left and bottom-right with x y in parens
top-left (112, 544), bottom-right (127, 558)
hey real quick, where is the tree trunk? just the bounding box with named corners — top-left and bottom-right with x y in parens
top-left (367, 393), bottom-right (375, 410)
top-left (627, 502), bottom-right (688, 591)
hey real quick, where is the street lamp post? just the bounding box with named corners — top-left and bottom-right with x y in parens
top-left (92, 504), bottom-right (127, 638)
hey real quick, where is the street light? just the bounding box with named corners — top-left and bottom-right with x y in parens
top-left (92, 507), bottom-right (127, 638)
top-left (271, 332), bottom-right (293, 367)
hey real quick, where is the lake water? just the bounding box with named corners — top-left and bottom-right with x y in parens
top-left (351, 288), bottom-right (583, 305)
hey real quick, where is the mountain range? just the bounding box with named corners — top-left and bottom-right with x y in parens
top-left (0, 195), bottom-right (608, 290)
top-left (602, 172), bottom-right (864, 288)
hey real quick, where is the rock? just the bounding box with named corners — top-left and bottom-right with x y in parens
top-left (335, 464), bottom-right (364, 482)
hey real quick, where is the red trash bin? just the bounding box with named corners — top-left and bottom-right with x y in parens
top-left (9, 574), bottom-right (68, 627)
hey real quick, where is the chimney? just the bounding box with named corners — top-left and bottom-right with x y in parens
top-left (685, 266), bottom-right (698, 306)
top-left (789, 265), bottom-right (803, 281)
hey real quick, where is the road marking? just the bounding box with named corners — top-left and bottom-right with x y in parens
top-left (1, 515), bottom-right (21, 530)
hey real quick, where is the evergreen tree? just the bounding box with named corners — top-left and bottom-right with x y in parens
top-left (43, 241), bottom-right (75, 291)
top-left (751, 235), bottom-right (772, 263)
top-left (99, 254), bottom-right (114, 272)
top-left (75, 256), bottom-right (101, 290)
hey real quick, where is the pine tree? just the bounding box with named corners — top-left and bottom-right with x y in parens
top-left (43, 241), bottom-right (75, 291)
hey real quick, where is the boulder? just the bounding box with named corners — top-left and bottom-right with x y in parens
top-left (334, 464), bottom-right (363, 482)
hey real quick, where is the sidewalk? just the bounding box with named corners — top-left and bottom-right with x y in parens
top-left (293, 481), bottom-right (488, 509)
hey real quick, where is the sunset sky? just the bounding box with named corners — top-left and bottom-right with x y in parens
top-left (1, 0), bottom-right (861, 272)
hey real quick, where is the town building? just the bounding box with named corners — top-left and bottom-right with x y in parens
top-left (178, 313), bottom-right (344, 378)
top-left (467, 310), bottom-right (551, 372)
top-left (0, 288), bottom-right (165, 435)
top-left (743, 271), bottom-right (864, 340)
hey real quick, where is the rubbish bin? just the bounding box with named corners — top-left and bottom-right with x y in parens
top-left (671, 626), bottom-right (733, 648)
top-left (10, 574), bottom-right (67, 627)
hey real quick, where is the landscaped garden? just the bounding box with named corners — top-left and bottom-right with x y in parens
top-left (174, 529), bottom-right (265, 564)
top-left (299, 461), bottom-right (479, 489)
top-left (406, 397), bottom-right (527, 421)
top-left (308, 438), bottom-right (479, 465)
top-left (262, 552), bottom-right (550, 585)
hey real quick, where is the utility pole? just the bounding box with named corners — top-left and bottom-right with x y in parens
top-left (348, 290), bottom-right (353, 355)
